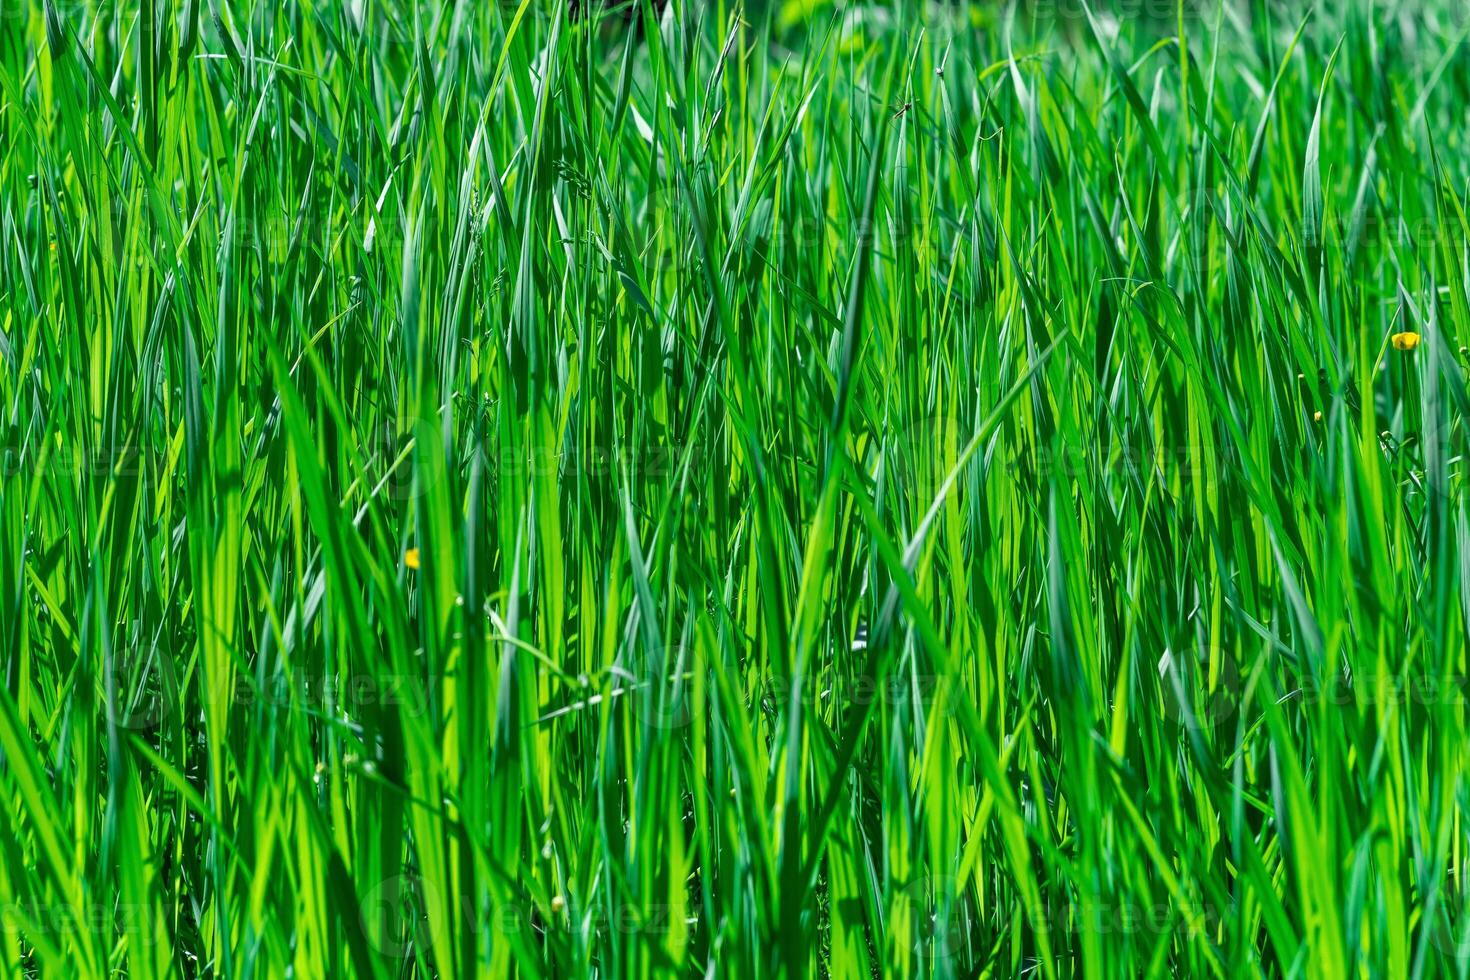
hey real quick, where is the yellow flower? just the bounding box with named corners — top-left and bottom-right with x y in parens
top-left (404, 547), bottom-right (420, 570)
top-left (1313, 411), bottom-right (1323, 422)
top-left (1391, 331), bottom-right (1421, 351)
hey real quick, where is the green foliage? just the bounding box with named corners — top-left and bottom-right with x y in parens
top-left (2, 0), bottom-right (1469, 976)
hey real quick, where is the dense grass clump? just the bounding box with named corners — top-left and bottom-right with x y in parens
top-left (3, 0), bottom-right (1470, 976)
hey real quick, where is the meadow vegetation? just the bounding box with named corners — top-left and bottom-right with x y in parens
top-left (2, 0), bottom-right (1470, 976)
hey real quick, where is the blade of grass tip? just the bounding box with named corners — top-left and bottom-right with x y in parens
top-left (824, 36), bottom-right (898, 481)
top-left (1247, 9), bottom-right (1312, 196)
top-left (1301, 39), bottom-right (1343, 289)
top-left (1078, 0), bottom-right (1169, 172)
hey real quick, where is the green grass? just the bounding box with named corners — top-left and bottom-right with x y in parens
top-left (2, 0), bottom-right (1470, 976)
